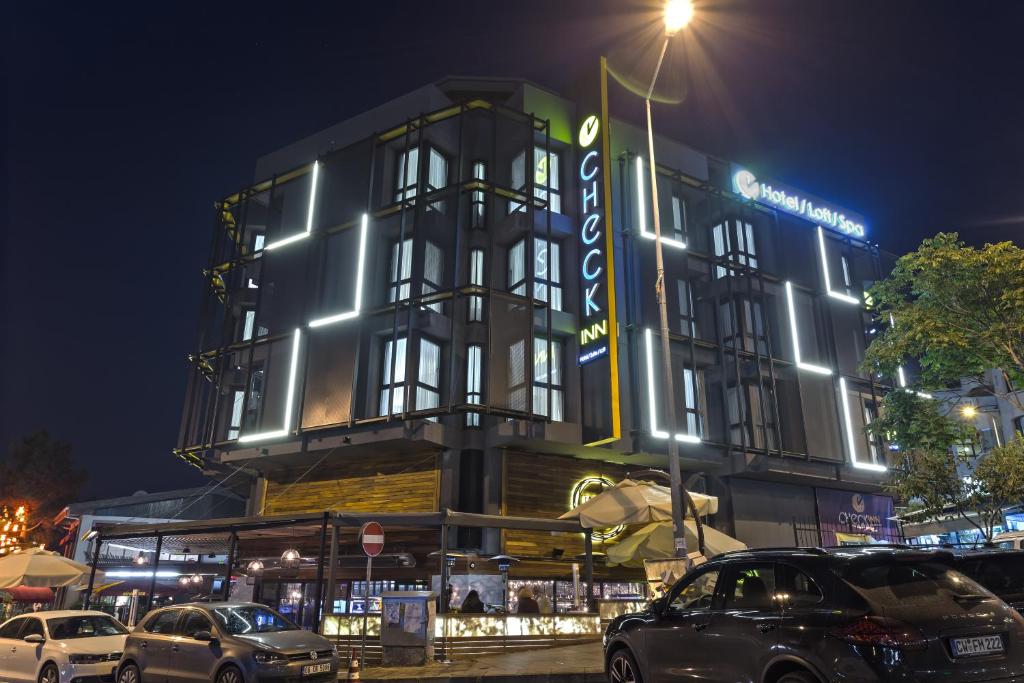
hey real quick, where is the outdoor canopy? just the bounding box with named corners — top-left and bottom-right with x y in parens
top-left (559, 479), bottom-right (718, 528)
top-left (606, 521), bottom-right (747, 568)
top-left (0, 547), bottom-right (100, 589)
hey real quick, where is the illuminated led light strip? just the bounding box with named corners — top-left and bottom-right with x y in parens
top-left (644, 328), bottom-right (701, 444)
top-left (817, 226), bottom-right (859, 305)
top-left (309, 214), bottom-right (370, 328)
top-left (263, 161), bottom-right (320, 251)
top-left (635, 156), bottom-right (687, 249)
top-left (238, 328), bottom-right (302, 443)
top-left (839, 377), bottom-right (887, 472)
top-left (784, 281), bottom-right (833, 375)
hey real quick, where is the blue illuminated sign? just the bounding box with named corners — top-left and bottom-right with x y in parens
top-left (732, 167), bottom-right (866, 238)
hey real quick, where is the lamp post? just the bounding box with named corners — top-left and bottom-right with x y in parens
top-left (645, 0), bottom-right (694, 560)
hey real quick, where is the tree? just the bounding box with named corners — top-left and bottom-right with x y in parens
top-left (0, 431), bottom-right (88, 546)
top-left (862, 233), bottom-right (1024, 411)
top-left (870, 391), bottom-right (1024, 541)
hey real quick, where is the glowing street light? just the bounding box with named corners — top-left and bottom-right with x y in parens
top-left (663, 0), bottom-right (694, 36)
top-left (961, 405), bottom-right (978, 419)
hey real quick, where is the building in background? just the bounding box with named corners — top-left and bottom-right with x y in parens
top-left (173, 74), bottom-right (904, 606)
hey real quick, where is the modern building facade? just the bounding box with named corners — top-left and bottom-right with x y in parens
top-left (175, 73), bottom-right (904, 601)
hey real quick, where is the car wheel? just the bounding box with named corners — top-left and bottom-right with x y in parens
top-left (118, 663), bottom-right (140, 683)
top-left (608, 649), bottom-right (641, 683)
top-left (39, 663), bottom-right (59, 683)
top-left (216, 665), bottom-right (243, 683)
top-left (777, 670), bottom-right (817, 683)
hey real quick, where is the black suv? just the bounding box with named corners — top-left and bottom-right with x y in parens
top-left (604, 547), bottom-right (1024, 683)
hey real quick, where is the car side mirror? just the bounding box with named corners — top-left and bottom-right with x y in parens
top-left (193, 630), bottom-right (214, 642)
top-left (651, 597), bottom-right (668, 617)
top-left (23, 634), bottom-right (44, 644)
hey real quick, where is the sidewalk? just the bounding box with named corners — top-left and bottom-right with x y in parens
top-left (352, 641), bottom-right (605, 683)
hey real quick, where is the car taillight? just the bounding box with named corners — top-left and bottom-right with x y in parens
top-left (829, 616), bottom-right (928, 650)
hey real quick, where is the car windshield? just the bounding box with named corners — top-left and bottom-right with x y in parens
top-left (841, 559), bottom-right (989, 606)
top-left (46, 616), bottom-right (128, 639)
top-left (211, 606), bottom-right (298, 635)
top-left (959, 555), bottom-right (1024, 600)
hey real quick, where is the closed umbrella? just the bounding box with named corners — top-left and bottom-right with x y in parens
top-left (606, 521), bottom-right (746, 568)
top-left (559, 479), bottom-right (717, 528)
top-left (0, 547), bottom-right (100, 588)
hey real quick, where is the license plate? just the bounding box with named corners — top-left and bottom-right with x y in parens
top-left (302, 663), bottom-right (332, 676)
top-left (951, 635), bottom-right (1004, 657)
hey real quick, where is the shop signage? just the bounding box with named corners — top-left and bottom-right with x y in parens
top-left (732, 167), bottom-right (867, 238)
top-left (569, 476), bottom-right (624, 541)
top-left (578, 115), bottom-right (610, 366)
top-left (814, 488), bottom-right (897, 545)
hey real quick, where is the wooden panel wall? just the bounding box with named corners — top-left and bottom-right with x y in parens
top-left (503, 452), bottom-right (632, 559)
top-left (263, 453), bottom-right (439, 515)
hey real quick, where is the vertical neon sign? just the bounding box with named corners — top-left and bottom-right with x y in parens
top-left (578, 114), bottom-right (609, 365)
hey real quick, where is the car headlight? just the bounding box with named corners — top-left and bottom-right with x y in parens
top-left (253, 650), bottom-right (288, 664)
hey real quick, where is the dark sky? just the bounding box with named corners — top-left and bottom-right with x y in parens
top-left (5, 0), bottom-right (1023, 500)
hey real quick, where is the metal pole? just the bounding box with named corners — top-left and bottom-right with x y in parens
top-left (82, 537), bottom-right (102, 610)
top-left (645, 37), bottom-right (688, 561)
top-left (146, 535), bottom-right (163, 614)
top-left (222, 532), bottom-right (237, 601)
top-left (313, 513), bottom-right (328, 630)
top-left (583, 530), bottom-right (594, 611)
top-left (323, 523), bottom-right (339, 633)
top-left (360, 556), bottom-right (372, 666)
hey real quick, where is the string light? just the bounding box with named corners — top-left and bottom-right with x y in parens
top-left (0, 505), bottom-right (30, 555)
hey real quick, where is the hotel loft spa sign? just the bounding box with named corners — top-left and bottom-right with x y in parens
top-left (578, 114), bottom-right (610, 366)
top-left (732, 167), bottom-right (867, 238)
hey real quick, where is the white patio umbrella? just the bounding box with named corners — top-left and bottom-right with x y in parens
top-left (606, 521), bottom-right (747, 568)
top-left (0, 547), bottom-right (101, 588)
top-left (558, 479), bottom-right (717, 528)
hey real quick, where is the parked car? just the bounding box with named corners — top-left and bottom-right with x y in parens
top-left (116, 602), bottom-right (338, 683)
top-left (955, 549), bottom-right (1024, 612)
top-left (0, 610), bottom-right (128, 683)
top-left (604, 547), bottom-right (1024, 683)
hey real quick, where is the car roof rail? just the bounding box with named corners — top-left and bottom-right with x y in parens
top-left (715, 546), bottom-right (830, 558)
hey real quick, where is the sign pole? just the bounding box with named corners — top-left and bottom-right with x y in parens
top-left (361, 555), bottom-right (371, 666)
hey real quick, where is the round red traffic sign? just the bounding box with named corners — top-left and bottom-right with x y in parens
top-left (360, 522), bottom-right (385, 557)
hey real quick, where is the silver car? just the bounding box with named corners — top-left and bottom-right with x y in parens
top-left (116, 602), bottom-right (338, 683)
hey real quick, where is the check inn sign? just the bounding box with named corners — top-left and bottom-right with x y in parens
top-left (578, 114), bottom-right (610, 365)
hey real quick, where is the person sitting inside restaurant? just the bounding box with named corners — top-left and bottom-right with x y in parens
top-left (516, 587), bottom-right (540, 614)
top-left (460, 589), bottom-right (485, 614)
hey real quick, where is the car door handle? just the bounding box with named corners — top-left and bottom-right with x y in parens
top-left (139, 641), bottom-right (147, 648)
top-left (171, 645), bottom-right (179, 652)
top-left (758, 623), bottom-right (777, 634)
top-left (692, 622), bottom-right (709, 632)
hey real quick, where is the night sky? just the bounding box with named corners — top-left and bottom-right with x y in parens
top-left (5, 1), bottom-right (1023, 500)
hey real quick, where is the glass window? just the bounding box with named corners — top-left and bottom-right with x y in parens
top-left (0, 619), bottom-right (24, 639)
top-left (422, 241), bottom-right (444, 312)
top-left (468, 249), bottom-right (485, 322)
top-left (380, 337), bottom-right (407, 416)
top-left (241, 310), bottom-right (256, 341)
top-left (471, 161), bottom-right (487, 228)
top-left (509, 147), bottom-right (561, 214)
top-left (670, 195), bottom-right (687, 243)
top-left (726, 384), bottom-right (778, 451)
top-left (509, 150), bottom-right (527, 214)
top-left (683, 368), bottom-right (704, 437)
top-left (841, 561), bottom-right (986, 608)
top-left (388, 238), bottom-right (413, 303)
top-left (228, 389), bottom-right (244, 440)
top-left (20, 619), bottom-right (43, 638)
top-left (179, 611), bottom-right (213, 637)
top-left (416, 338), bottom-right (441, 415)
top-left (394, 148), bottom-right (419, 203)
top-left (144, 610), bottom-right (181, 634)
top-left (47, 615), bottom-right (128, 640)
top-left (466, 344), bottom-right (483, 427)
top-left (211, 605), bottom-right (297, 635)
top-left (676, 280), bottom-right (696, 337)
top-left (670, 569), bottom-right (720, 611)
top-left (508, 239), bottom-right (526, 296)
top-left (508, 238), bottom-right (562, 311)
top-left (777, 565), bottom-right (823, 607)
top-left (426, 147), bottom-right (448, 212)
top-left (713, 219), bottom-right (758, 278)
top-left (723, 564), bottom-right (777, 610)
top-left (533, 336), bottom-right (564, 421)
top-left (719, 297), bottom-right (767, 355)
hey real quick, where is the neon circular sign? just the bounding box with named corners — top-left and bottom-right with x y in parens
top-left (569, 476), bottom-right (625, 542)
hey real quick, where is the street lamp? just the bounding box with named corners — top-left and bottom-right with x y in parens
top-left (644, 0), bottom-right (694, 561)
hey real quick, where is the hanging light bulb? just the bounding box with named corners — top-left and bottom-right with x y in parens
top-left (134, 553), bottom-right (147, 565)
top-left (246, 559), bottom-right (265, 576)
top-left (280, 548), bottom-right (301, 569)
top-left (178, 576), bottom-right (191, 586)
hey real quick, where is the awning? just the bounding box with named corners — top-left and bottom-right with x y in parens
top-left (2, 586), bottom-right (55, 602)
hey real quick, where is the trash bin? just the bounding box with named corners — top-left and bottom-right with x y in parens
top-left (380, 591), bottom-right (436, 666)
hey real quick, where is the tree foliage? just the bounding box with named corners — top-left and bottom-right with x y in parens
top-left (862, 233), bottom-right (1024, 410)
top-left (0, 431), bottom-right (88, 543)
top-left (870, 392), bottom-right (1024, 541)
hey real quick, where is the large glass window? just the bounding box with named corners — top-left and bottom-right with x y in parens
top-left (676, 280), bottom-right (696, 337)
top-left (389, 238), bottom-right (443, 313)
top-left (533, 336), bottom-right (563, 421)
top-left (416, 338), bottom-right (441, 415)
top-left (508, 238), bottom-right (562, 311)
top-left (713, 219), bottom-right (758, 278)
top-left (394, 146), bottom-right (448, 210)
top-left (469, 249), bottom-right (485, 322)
top-left (228, 389), bottom-right (244, 440)
top-left (727, 384), bottom-right (778, 451)
top-left (379, 337), bottom-right (441, 418)
top-left (471, 161), bottom-right (487, 228)
top-left (466, 344), bottom-right (483, 427)
top-left (719, 297), bottom-right (768, 355)
top-left (683, 368), bottom-right (704, 437)
top-left (670, 194), bottom-right (687, 243)
top-left (509, 147), bottom-right (561, 214)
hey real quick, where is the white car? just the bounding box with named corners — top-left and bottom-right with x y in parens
top-left (0, 610), bottom-right (128, 683)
